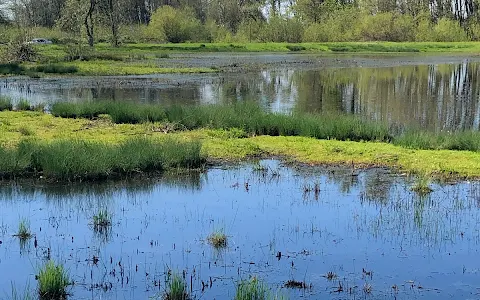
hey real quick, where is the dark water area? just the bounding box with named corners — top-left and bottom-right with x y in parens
top-left (2, 54), bottom-right (480, 132)
top-left (1, 160), bottom-right (480, 299)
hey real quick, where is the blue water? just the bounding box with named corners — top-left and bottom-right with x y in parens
top-left (0, 160), bottom-right (479, 299)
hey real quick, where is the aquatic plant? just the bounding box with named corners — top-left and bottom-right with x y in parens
top-left (207, 229), bottom-right (227, 248)
top-left (0, 136), bottom-right (204, 180)
top-left (411, 176), bottom-right (433, 196)
top-left (9, 282), bottom-right (33, 300)
top-left (235, 277), bottom-right (269, 300)
top-left (234, 277), bottom-right (287, 300)
top-left (16, 99), bottom-right (32, 111)
top-left (164, 272), bottom-right (189, 300)
top-left (37, 260), bottom-right (69, 299)
top-left (93, 209), bottom-right (112, 228)
top-left (0, 96), bottom-right (13, 111)
top-left (50, 102), bottom-right (391, 142)
top-left (14, 219), bottom-right (32, 240)
top-left (324, 271), bottom-right (337, 281)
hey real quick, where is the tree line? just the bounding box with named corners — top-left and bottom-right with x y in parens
top-left (1, 0), bottom-right (480, 44)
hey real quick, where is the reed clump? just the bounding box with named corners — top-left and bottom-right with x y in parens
top-left (37, 260), bottom-right (69, 300)
top-left (50, 101), bottom-right (391, 142)
top-left (0, 137), bottom-right (204, 180)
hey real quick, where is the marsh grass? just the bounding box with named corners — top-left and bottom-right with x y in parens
top-left (235, 277), bottom-right (286, 300)
top-left (16, 99), bottom-right (32, 111)
top-left (0, 137), bottom-right (204, 180)
top-left (411, 176), bottom-right (433, 196)
top-left (394, 130), bottom-right (480, 151)
top-left (48, 101), bottom-right (480, 152)
top-left (37, 260), bottom-right (69, 300)
top-left (0, 96), bottom-right (13, 111)
top-left (14, 219), bottom-right (32, 240)
top-left (32, 64), bottom-right (78, 74)
top-left (0, 63), bottom-right (24, 75)
top-left (93, 209), bottom-right (112, 228)
top-left (207, 229), bottom-right (227, 248)
top-left (51, 102), bottom-right (391, 142)
top-left (164, 272), bottom-right (189, 300)
top-left (9, 283), bottom-right (33, 300)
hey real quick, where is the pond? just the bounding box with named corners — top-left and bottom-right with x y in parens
top-left (1, 53), bottom-right (480, 132)
top-left (0, 160), bottom-right (479, 299)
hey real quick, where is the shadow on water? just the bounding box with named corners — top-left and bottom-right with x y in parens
top-left (0, 160), bottom-right (479, 299)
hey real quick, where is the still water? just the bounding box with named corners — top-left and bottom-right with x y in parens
top-left (0, 160), bottom-right (479, 299)
top-left (1, 54), bottom-right (480, 132)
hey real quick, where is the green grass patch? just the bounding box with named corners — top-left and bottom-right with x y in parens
top-left (411, 176), bottom-right (433, 196)
top-left (0, 96), bottom-right (13, 111)
top-left (0, 63), bottom-right (25, 75)
top-left (51, 102), bottom-right (391, 143)
top-left (235, 277), bottom-right (286, 300)
top-left (31, 64), bottom-right (78, 74)
top-left (0, 136), bottom-right (205, 180)
top-left (14, 218), bottom-right (32, 240)
top-left (2, 110), bottom-right (480, 178)
top-left (37, 260), bottom-right (69, 300)
top-left (164, 272), bottom-right (189, 300)
top-left (93, 209), bottom-right (112, 228)
top-left (16, 99), bottom-right (32, 111)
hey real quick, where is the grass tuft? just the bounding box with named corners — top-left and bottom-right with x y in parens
top-left (15, 219), bottom-right (32, 240)
top-left (16, 99), bottom-right (32, 111)
top-left (0, 136), bottom-right (205, 180)
top-left (207, 229), bottom-right (227, 248)
top-left (93, 209), bottom-right (112, 228)
top-left (37, 261), bottom-right (69, 300)
top-left (164, 272), bottom-right (189, 300)
top-left (0, 96), bottom-right (13, 111)
top-left (411, 176), bottom-right (433, 196)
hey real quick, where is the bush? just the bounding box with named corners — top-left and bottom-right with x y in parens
top-left (148, 5), bottom-right (206, 43)
top-left (303, 8), bottom-right (360, 42)
top-left (1, 36), bottom-right (37, 63)
top-left (432, 18), bottom-right (468, 42)
top-left (260, 16), bottom-right (304, 43)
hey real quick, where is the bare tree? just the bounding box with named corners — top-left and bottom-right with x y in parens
top-left (85, 0), bottom-right (95, 47)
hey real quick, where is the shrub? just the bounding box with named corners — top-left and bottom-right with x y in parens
top-left (148, 6), bottom-right (205, 43)
top-left (1, 36), bottom-right (37, 62)
top-left (260, 16), bottom-right (304, 43)
top-left (432, 18), bottom-right (468, 42)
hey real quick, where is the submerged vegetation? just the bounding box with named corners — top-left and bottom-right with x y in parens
top-left (37, 261), bottom-right (69, 300)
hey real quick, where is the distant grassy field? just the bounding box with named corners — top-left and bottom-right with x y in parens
top-left (1, 110), bottom-right (480, 179)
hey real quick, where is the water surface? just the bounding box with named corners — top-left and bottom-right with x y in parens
top-left (0, 160), bottom-right (479, 299)
top-left (2, 54), bottom-right (480, 131)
